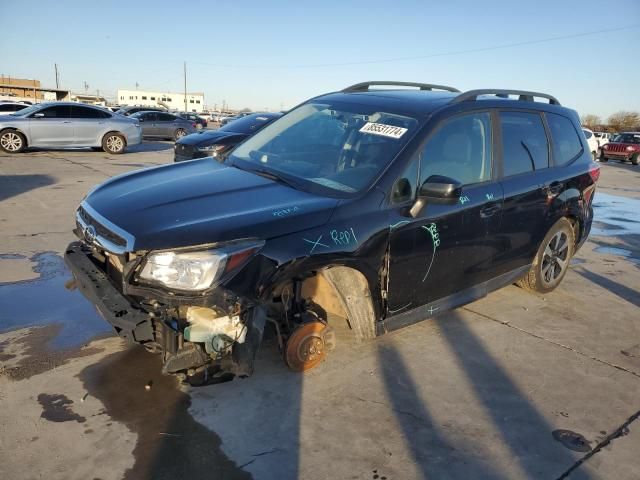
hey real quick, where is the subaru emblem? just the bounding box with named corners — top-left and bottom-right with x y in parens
top-left (84, 225), bottom-right (97, 244)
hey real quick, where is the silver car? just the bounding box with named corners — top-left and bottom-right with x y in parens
top-left (0, 102), bottom-right (142, 154)
top-left (130, 111), bottom-right (197, 141)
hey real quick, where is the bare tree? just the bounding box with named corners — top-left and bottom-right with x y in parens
top-left (580, 114), bottom-right (601, 129)
top-left (607, 111), bottom-right (640, 131)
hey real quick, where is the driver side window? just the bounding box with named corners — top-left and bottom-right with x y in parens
top-left (419, 112), bottom-right (492, 186)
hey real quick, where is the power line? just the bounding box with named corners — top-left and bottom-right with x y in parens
top-left (188, 24), bottom-right (640, 70)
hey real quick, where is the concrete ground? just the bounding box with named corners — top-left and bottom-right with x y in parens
top-left (0, 144), bottom-right (639, 480)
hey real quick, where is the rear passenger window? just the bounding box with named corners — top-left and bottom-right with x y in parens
top-left (70, 106), bottom-right (109, 119)
top-left (159, 113), bottom-right (176, 121)
top-left (546, 113), bottom-right (583, 165)
top-left (500, 111), bottom-right (549, 176)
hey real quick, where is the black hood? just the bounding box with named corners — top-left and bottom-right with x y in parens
top-left (177, 130), bottom-right (243, 146)
top-left (84, 160), bottom-right (339, 251)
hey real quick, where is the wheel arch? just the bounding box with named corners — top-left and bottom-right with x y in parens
top-left (0, 127), bottom-right (29, 147)
top-left (102, 130), bottom-right (127, 147)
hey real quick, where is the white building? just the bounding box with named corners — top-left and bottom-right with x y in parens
top-left (116, 88), bottom-right (205, 112)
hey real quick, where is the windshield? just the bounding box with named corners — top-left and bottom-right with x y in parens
top-left (228, 102), bottom-right (418, 195)
top-left (613, 134), bottom-right (640, 144)
top-left (10, 104), bottom-right (44, 116)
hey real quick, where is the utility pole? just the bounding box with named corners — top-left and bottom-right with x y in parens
top-left (84, 81), bottom-right (89, 93)
top-left (54, 63), bottom-right (60, 89)
top-left (183, 61), bottom-right (187, 113)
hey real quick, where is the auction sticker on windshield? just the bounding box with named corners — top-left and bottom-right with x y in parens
top-left (359, 122), bottom-right (408, 139)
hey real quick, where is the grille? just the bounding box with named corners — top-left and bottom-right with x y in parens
top-left (78, 206), bottom-right (127, 247)
top-left (607, 144), bottom-right (627, 153)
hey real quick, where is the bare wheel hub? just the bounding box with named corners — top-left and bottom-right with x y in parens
top-left (285, 321), bottom-right (328, 372)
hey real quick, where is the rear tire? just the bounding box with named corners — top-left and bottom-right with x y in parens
top-left (0, 130), bottom-right (26, 153)
top-left (517, 217), bottom-right (575, 294)
top-left (174, 129), bottom-right (187, 141)
top-left (632, 154), bottom-right (639, 166)
top-left (102, 133), bottom-right (126, 154)
top-left (599, 153), bottom-right (608, 162)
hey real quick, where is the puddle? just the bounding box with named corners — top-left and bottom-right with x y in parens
top-left (80, 346), bottom-right (250, 480)
top-left (0, 252), bottom-right (111, 349)
top-left (592, 193), bottom-right (640, 236)
top-left (593, 246), bottom-right (640, 264)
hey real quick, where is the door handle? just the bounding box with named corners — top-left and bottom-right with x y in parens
top-left (480, 203), bottom-right (501, 218)
top-left (544, 181), bottom-right (563, 196)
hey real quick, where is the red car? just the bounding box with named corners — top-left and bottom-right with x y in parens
top-left (600, 132), bottom-right (640, 165)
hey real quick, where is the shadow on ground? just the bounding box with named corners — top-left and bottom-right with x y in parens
top-left (0, 174), bottom-right (56, 201)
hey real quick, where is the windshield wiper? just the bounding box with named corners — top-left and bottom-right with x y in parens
top-left (236, 163), bottom-right (302, 190)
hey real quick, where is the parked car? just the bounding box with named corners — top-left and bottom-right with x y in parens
top-left (178, 112), bottom-right (207, 129)
top-left (0, 102), bottom-right (30, 114)
top-left (65, 81), bottom-right (599, 384)
top-left (220, 112), bottom-right (253, 126)
top-left (130, 111), bottom-right (197, 141)
top-left (0, 102), bottom-right (141, 154)
top-left (174, 112), bottom-right (283, 162)
top-left (593, 131), bottom-right (612, 148)
top-left (600, 132), bottom-right (640, 165)
top-left (115, 105), bottom-right (166, 116)
top-left (582, 128), bottom-right (599, 161)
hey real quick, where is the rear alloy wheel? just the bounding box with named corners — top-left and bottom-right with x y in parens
top-left (0, 130), bottom-right (26, 153)
top-left (102, 133), bottom-right (126, 154)
top-left (174, 129), bottom-right (187, 141)
top-left (518, 217), bottom-right (575, 293)
top-left (599, 153), bottom-right (608, 162)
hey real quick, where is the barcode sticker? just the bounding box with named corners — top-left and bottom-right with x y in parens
top-left (359, 122), bottom-right (408, 139)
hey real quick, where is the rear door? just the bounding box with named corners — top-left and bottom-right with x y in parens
top-left (157, 113), bottom-right (177, 138)
top-left (70, 105), bottom-right (109, 146)
top-left (141, 112), bottom-right (159, 137)
top-left (28, 105), bottom-right (73, 146)
top-left (387, 111), bottom-right (503, 314)
top-left (490, 110), bottom-right (555, 277)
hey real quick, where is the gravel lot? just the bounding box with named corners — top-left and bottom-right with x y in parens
top-left (0, 143), bottom-right (639, 480)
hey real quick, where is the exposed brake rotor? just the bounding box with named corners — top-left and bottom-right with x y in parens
top-left (285, 321), bottom-right (331, 372)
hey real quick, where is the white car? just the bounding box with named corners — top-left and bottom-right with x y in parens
top-left (594, 131), bottom-right (612, 148)
top-left (582, 128), bottom-right (599, 161)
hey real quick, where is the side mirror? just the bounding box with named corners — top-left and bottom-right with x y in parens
top-left (410, 175), bottom-right (462, 218)
top-left (33, 112), bottom-right (45, 118)
top-left (138, 117), bottom-right (144, 122)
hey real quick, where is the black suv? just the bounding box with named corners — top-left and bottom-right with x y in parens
top-left (66, 81), bottom-right (599, 383)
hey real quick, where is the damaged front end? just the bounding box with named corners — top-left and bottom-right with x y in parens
top-left (65, 218), bottom-right (267, 384)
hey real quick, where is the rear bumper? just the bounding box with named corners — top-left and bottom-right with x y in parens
top-left (64, 242), bottom-right (153, 343)
top-left (126, 128), bottom-right (142, 146)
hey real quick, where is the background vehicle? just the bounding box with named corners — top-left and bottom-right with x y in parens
top-left (0, 102), bottom-right (30, 114)
top-left (130, 111), bottom-right (197, 140)
top-left (0, 102), bottom-right (141, 154)
top-left (178, 112), bottom-right (207, 129)
top-left (594, 131), bottom-right (612, 147)
top-left (220, 111), bottom-right (253, 126)
top-left (600, 132), bottom-right (640, 165)
top-left (174, 112), bottom-right (282, 162)
top-left (115, 105), bottom-right (166, 116)
top-left (66, 81), bottom-right (599, 383)
top-left (582, 128), bottom-right (599, 161)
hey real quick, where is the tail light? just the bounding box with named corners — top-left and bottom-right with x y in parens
top-left (589, 164), bottom-right (600, 183)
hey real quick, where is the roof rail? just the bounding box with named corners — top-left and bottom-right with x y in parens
top-left (343, 81), bottom-right (460, 93)
top-left (451, 89), bottom-right (560, 105)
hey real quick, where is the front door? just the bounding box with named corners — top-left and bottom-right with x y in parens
top-left (28, 105), bottom-right (73, 146)
top-left (387, 111), bottom-right (502, 315)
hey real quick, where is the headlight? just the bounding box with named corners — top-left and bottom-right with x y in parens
top-left (138, 240), bottom-right (264, 291)
top-left (626, 146), bottom-right (634, 151)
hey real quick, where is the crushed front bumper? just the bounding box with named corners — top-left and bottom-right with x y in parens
top-left (65, 242), bottom-right (154, 343)
top-left (65, 241), bottom-right (266, 379)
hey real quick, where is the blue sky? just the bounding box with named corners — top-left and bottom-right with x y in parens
top-left (1, 0), bottom-right (638, 118)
